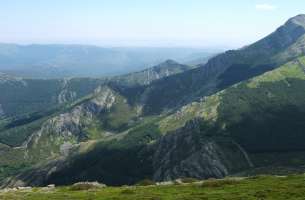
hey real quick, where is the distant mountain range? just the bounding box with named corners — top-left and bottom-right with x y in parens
top-left (0, 59), bottom-right (193, 120)
top-left (1, 14), bottom-right (305, 188)
top-left (0, 44), bottom-right (217, 78)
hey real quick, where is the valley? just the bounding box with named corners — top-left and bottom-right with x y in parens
top-left (1, 12), bottom-right (305, 200)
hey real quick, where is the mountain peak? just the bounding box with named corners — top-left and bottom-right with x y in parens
top-left (162, 59), bottom-right (179, 65)
top-left (285, 14), bottom-right (305, 28)
top-left (152, 59), bottom-right (181, 70)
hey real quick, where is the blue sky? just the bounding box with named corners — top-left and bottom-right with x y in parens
top-left (0, 0), bottom-right (304, 48)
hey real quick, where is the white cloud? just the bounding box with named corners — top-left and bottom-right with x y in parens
top-left (255, 4), bottom-right (276, 11)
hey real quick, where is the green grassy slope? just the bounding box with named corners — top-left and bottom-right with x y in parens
top-left (152, 56), bottom-right (305, 176)
top-left (160, 56), bottom-right (305, 143)
top-left (1, 175), bottom-right (305, 200)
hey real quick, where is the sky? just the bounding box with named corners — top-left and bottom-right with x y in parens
top-left (0, 0), bottom-right (305, 48)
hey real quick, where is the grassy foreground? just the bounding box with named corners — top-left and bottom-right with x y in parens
top-left (1, 175), bottom-right (305, 200)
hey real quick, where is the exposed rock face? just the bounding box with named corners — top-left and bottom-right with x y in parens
top-left (153, 119), bottom-right (252, 181)
top-left (57, 79), bottom-right (77, 104)
top-left (60, 142), bottom-right (74, 156)
top-left (45, 86), bottom-right (115, 138)
top-left (20, 86), bottom-right (117, 160)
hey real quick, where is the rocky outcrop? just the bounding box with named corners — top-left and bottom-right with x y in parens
top-left (19, 86), bottom-right (117, 161)
top-left (45, 86), bottom-right (115, 137)
top-left (153, 119), bottom-right (252, 181)
top-left (57, 79), bottom-right (77, 104)
top-left (71, 181), bottom-right (106, 190)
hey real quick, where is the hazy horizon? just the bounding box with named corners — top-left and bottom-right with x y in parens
top-left (0, 42), bottom-right (227, 50)
top-left (1, 0), bottom-right (305, 49)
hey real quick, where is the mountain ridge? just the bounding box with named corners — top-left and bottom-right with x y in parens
top-left (3, 55), bottom-right (305, 187)
top-left (1, 15), bottom-right (305, 188)
top-left (138, 14), bottom-right (305, 115)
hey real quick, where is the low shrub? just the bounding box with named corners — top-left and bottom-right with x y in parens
top-left (246, 175), bottom-right (272, 180)
top-left (201, 178), bottom-right (240, 188)
top-left (136, 179), bottom-right (156, 186)
top-left (180, 177), bottom-right (200, 183)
